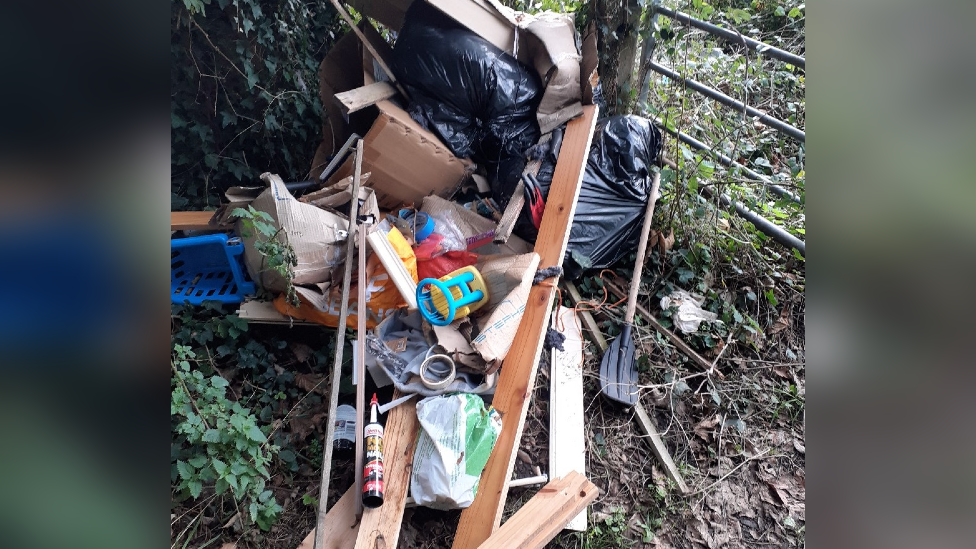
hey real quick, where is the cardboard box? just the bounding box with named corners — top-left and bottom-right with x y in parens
top-left (324, 99), bottom-right (475, 210)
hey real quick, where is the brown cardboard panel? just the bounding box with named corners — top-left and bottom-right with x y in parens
top-left (325, 100), bottom-right (473, 210)
top-left (425, 0), bottom-right (517, 54)
top-left (313, 31), bottom-right (373, 179)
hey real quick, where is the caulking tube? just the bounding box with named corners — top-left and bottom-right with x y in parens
top-left (362, 393), bottom-right (385, 508)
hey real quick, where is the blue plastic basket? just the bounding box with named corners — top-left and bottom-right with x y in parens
top-left (171, 233), bottom-right (256, 305)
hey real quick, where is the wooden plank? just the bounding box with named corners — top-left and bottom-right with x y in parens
top-left (171, 211), bottom-right (227, 231)
top-left (329, 0), bottom-right (409, 101)
top-left (236, 299), bottom-right (314, 325)
top-left (603, 279), bottom-right (723, 378)
top-left (549, 306), bottom-right (587, 531)
top-left (366, 229), bottom-right (418, 310)
top-left (563, 281), bottom-right (689, 494)
top-left (476, 471), bottom-right (598, 549)
top-left (633, 405), bottom-right (690, 494)
top-left (452, 105), bottom-right (598, 549)
top-left (354, 389), bottom-right (420, 549)
top-left (296, 487), bottom-right (359, 549)
top-left (334, 81), bottom-right (397, 115)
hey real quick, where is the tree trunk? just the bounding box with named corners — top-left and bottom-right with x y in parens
top-left (593, 0), bottom-right (644, 116)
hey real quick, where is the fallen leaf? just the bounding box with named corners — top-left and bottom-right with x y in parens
top-left (290, 342), bottom-right (314, 363)
top-left (295, 373), bottom-right (329, 396)
top-left (658, 228), bottom-right (675, 255)
top-left (219, 544), bottom-right (237, 549)
top-left (769, 309), bottom-right (791, 334)
top-left (772, 366), bottom-right (791, 379)
top-left (693, 416), bottom-right (721, 441)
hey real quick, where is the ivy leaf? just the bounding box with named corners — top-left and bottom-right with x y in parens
top-left (242, 18), bottom-right (255, 36)
top-left (788, 7), bottom-right (802, 19)
top-left (221, 111), bottom-right (238, 128)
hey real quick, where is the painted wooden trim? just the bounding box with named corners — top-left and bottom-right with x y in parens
top-left (548, 306), bottom-right (587, 531)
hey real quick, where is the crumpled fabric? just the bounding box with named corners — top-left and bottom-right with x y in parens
top-left (660, 289), bottom-right (721, 333)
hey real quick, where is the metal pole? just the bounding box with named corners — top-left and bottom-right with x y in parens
top-left (661, 155), bottom-right (805, 255)
top-left (656, 6), bottom-right (805, 69)
top-left (652, 116), bottom-right (801, 203)
top-left (650, 62), bottom-right (805, 142)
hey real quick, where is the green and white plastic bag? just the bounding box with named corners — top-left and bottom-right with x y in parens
top-left (410, 393), bottom-right (502, 510)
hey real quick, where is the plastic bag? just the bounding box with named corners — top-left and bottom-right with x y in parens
top-left (392, 1), bottom-right (541, 206)
top-left (410, 393), bottom-right (502, 510)
top-left (562, 115), bottom-right (664, 280)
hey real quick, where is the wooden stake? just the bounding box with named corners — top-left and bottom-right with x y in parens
top-left (312, 139), bottom-right (364, 549)
top-left (451, 105), bottom-right (599, 549)
top-left (476, 471), bottom-right (598, 549)
top-left (353, 214), bottom-right (368, 517)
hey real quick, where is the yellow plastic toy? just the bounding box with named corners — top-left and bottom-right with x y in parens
top-left (416, 266), bottom-right (490, 326)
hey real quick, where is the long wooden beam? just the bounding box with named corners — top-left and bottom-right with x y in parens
top-left (354, 389), bottom-right (420, 549)
top-left (476, 471), bottom-right (598, 549)
top-left (451, 105), bottom-right (598, 549)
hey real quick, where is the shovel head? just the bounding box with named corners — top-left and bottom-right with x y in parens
top-left (599, 323), bottom-right (639, 406)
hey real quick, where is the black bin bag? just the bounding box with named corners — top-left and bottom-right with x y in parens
top-left (562, 115), bottom-right (664, 280)
top-left (391, 1), bottom-right (541, 206)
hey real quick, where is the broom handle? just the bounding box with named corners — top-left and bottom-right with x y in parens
top-left (624, 171), bottom-right (661, 325)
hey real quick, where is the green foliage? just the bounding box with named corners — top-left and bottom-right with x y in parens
top-left (171, 0), bottom-right (341, 209)
top-left (171, 344), bottom-right (282, 531)
top-left (586, 507), bottom-right (634, 548)
top-left (232, 205), bottom-right (299, 306)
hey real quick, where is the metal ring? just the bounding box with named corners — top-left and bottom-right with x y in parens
top-left (419, 348), bottom-right (456, 390)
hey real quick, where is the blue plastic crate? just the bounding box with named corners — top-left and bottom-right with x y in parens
top-left (171, 233), bottom-right (256, 305)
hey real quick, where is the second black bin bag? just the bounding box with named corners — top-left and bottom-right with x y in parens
top-left (391, 1), bottom-right (541, 206)
top-left (563, 115), bottom-right (664, 280)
